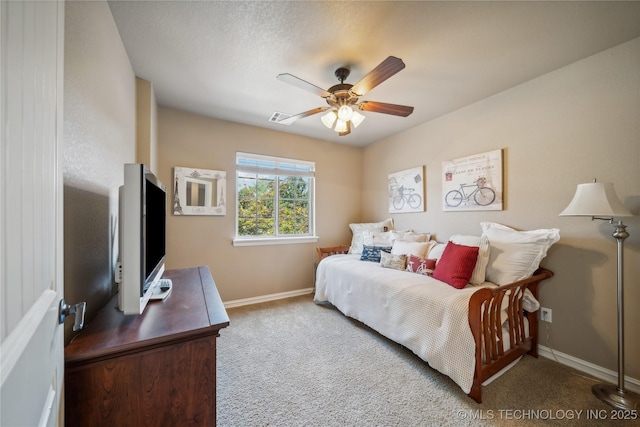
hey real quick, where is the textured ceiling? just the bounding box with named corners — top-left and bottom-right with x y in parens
top-left (108, 1), bottom-right (640, 147)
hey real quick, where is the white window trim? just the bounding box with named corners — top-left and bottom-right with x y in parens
top-left (232, 235), bottom-right (319, 247)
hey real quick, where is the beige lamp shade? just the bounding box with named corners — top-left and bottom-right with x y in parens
top-left (560, 182), bottom-right (632, 217)
top-left (351, 110), bottom-right (365, 128)
top-left (320, 110), bottom-right (337, 129)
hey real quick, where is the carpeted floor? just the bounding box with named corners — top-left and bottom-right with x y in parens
top-left (217, 294), bottom-right (636, 426)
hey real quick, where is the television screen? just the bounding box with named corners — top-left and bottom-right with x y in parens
top-left (144, 172), bottom-right (166, 290)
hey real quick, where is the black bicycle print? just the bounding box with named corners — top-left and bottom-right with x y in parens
top-left (444, 177), bottom-right (496, 207)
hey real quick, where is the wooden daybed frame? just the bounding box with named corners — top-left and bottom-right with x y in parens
top-left (316, 246), bottom-right (554, 403)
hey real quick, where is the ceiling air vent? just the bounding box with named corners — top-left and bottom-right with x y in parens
top-left (269, 112), bottom-right (291, 125)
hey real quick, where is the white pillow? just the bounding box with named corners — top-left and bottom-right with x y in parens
top-left (449, 234), bottom-right (490, 285)
top-left (391, 240), bottom-right (432, 258)
top-left (480, 222), bottom-right (560, 285)
top-left (394, 231), bottom-right (431, 243)
top-left (427, 242), bottom-right (447, 261)
top-left (362, 230), bottom-right (394, 247)
top-left (364, 229), bottom-right (428, 246)
top-left (348, 218), bottom-right (394, 255)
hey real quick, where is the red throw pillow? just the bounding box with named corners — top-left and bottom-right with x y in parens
top-left (407, 255), bottom-right (437, 276)
top-left (432, 242), bottom-right (479, 289)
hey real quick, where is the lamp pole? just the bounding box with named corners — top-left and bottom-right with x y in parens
top-left (613, 221), bottom-right (627, 394)
top-left (591, 219), bottom-right (639, 410)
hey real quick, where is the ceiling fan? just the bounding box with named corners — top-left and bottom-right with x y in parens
top-left (275, 56), bottom-right (414, 136)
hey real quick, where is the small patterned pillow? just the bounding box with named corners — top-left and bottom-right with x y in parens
top-left (380, 251), bottom-right (407, 270)
top-left (360, 245), bottom-right (392, 262)
top-left (407, 255), bottom-right (437, 276)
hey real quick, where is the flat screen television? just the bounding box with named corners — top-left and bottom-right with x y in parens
top-left (117, 163), bottom-right (167, 315)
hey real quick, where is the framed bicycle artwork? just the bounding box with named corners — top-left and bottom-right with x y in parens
top-left (442, 149), bottom-right (503, 212)
top-left (388, 166), bottom-right (425, 213)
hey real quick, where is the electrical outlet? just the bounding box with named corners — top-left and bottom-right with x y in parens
top-left (540, 307), bottom-right (552, 323)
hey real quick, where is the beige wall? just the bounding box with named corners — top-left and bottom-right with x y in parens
top-left (157, 108), bottom-right (363, 302)
top-left (136, 77), bottom-right (158, 173)
top-left (63, 1), bottom-right (136, 337)
top-left (363, 38), bottom-right (640, 380)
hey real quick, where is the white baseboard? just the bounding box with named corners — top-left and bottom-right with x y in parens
top-left (539, 345), bottom-right (640, 394)
top-left (223, 287), bottom-right (314, 309)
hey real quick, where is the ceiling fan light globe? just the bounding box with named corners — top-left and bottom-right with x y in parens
top-left (351, 110), bottom-right (365, 128)
top-left (334, 119), bottom-right (348, 133)
top-left (337, 105), bottom-right (353, 121)
top-left (321, 111), bottom-right (337, 128)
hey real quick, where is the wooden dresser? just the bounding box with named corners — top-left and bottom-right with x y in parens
top-left (64, 266), bottom-right (229, 426)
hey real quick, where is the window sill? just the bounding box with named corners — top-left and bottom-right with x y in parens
top-left (232, 236), bottom-right (319, 247)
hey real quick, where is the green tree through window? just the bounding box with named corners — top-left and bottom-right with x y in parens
top-left (236, 153), bottom-right (314, 239)
top-left (278, 176), bottom-right (310, 235)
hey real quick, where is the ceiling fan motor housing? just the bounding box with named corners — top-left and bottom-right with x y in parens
top-left (326, 84), bottom-right (359, 108)
top-left (326, 67), bottom-right (360, 108)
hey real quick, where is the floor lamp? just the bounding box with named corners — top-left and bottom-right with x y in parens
top-left (560, 180), bottom-right (639, 410)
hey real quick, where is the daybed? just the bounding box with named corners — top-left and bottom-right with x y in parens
top-left (314, 221), bottom-right (558, 403)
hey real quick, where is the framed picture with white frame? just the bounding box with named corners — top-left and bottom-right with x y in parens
top-left (442, 149), bottom-right (503, 212)
top-left (388, 166), bottom-right (425, 213)
top-left (173, 166), bottom-right (226, 215)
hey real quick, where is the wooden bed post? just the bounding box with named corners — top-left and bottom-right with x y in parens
top-left (467, 268), bottom-right (554, 403)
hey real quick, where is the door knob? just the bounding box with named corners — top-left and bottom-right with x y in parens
top-left (59, 299), bottom-right (87, 331)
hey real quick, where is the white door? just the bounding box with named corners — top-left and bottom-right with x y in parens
top-left (1, 1), bottom-right (66, 426)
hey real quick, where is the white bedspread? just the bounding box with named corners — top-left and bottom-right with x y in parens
top-left (314, 254), bottom-right (485, 394)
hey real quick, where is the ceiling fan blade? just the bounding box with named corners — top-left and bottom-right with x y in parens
top-left (350, 56), bottom-right (406, 96)
top-left (277, 73), bottom-right (332, 98)
top-left (276, 107), bottom-right (330, 125)
top-left (358, 101), bottom-right (414, 117)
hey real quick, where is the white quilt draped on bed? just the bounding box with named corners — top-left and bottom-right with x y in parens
top-left (314, 254), bottom-right (485, 394)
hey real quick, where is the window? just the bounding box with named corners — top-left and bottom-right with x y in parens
top-left (233, 152), bottom-right (317, 246)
